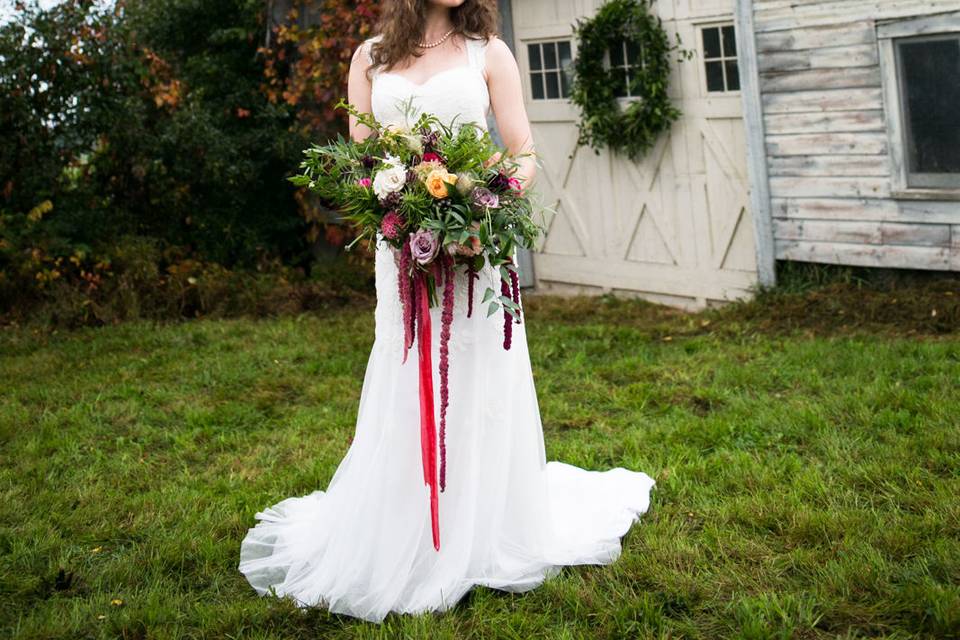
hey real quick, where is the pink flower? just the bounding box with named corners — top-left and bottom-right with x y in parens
top-left (409, 229), bottom-right (440, 265)
top-left (507, 177), bottom-right (523, 193)
top-left (357, 177), bottom-right (372, 187)
top-left (381, 210), bottom-right (405, 240)
top-left (422, 151), bottom-right (443, 164)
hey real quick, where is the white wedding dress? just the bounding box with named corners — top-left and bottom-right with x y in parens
top-left (237, 34), bottom-right (656, 624)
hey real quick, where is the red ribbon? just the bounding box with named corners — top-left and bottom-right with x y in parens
top-left (415, 270), bottom-right (441, 551)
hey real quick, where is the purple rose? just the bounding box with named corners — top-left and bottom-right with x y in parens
top-left (472, 186), bottom-right (500, 209)
top-left (409, 229), bottom-right (440, 265)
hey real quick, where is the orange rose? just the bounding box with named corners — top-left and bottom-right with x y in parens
top-left (425, 168), bottom-right (457, 199)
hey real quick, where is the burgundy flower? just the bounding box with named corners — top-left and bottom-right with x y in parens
top-left (380, 190), bottom-right (402, 209)
top-left (361, 154), bottom-right (376, 169)
top-left (381, 210), bottom-right (405, 240)
top-left (487, 170), bottom-right (510, 193)
top-left (422, 151), bottom-right (443, 164)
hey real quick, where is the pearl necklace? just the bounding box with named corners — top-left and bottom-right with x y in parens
top-left (417, 28), bottom-right (455, 49)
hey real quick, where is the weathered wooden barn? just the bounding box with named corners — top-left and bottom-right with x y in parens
top-left (495, 0), bottom-right (960, 308)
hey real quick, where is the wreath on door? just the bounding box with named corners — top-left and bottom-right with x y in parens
top-left (570, 0), bottom-right (689, 160)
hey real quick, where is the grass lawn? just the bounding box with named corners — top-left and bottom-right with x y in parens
top-left (1, 283), bottom-right (959, 639)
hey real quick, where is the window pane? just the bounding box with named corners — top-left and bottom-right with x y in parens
top-left (530, 71), bottom-right (544, 99)
top-left (545, 72), bottom-right (560, 99)
top-left (609, 40), bottom-right (625, 67)
top-left (528, 44), bottom-right (542, 71)
top-left (725, 60), bottom-right (740, 91)
top-left (611, 67), bottom-right (627, 98)
top-left (899, 37), bottom-right (960, 174)
top-left (722, 25), bottom-right (737, 57)
top-left (560, 67), bottom-right (572, 97)
top-left (705, 61), bottom-right (725, 92)
top-left (558, 40), bottom-right (572, 70)
top-left (543, 41), bottom-right (557, 69)
top-left (626, 39), bottom-right (643, 66)
top-left (702, 27), bottom-right (722, 59)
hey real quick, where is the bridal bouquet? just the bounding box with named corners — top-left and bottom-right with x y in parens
top-left (290, 98), bottom-right (546, 551)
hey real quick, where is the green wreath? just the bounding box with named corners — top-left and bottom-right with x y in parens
top-left (570, 0), bottom-right (686, 160)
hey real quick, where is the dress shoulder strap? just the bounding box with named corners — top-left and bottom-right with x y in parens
top-left (466, 35), bottom-right (489, 75)
top-left (363, 34), bottom-right (383, 72)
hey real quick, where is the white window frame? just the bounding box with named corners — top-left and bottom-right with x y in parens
top-left (878, 11), bottom-right (960, 200)
top-left (524, 38), bottom-right (574, 102)
top-left (697, 21), bottom-right (740, 96)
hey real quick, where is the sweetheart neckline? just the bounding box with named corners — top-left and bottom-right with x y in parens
top-left (375, 64), bottom-right (483, 89)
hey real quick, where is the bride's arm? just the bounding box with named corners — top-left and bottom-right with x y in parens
top-left (485, 36), bottom-right (537, 193)
top-left (348, 41), bottom-right (376, 142)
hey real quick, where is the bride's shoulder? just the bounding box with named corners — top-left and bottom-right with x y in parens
top-left (481, 35), bottom-right (519, 74)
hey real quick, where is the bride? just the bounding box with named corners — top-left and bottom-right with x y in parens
top-left (238, 0), bottom-right (656, 624)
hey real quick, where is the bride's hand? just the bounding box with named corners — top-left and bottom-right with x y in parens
top-left (483, 151), bottom-right (502, 168)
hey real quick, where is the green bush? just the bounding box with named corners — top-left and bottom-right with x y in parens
top-left (0, 0), bottom-right (309, 282)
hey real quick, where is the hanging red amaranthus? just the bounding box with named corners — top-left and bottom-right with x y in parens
top-left (398, 243), bottom-right (415, 363)
top-left (466, 263), bottom-right (478, 318)
top-left (438, 253), bottom-right (455, 491)
top-left (501, 275), bottom-right (513, 350)
top-left (508, 256), bottom-right (521, 324)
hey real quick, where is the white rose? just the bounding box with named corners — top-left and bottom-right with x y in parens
top-left (385, 123), bottom-right (411, 136)
top-left (373, 163), bottom-right (407, 199)
top-left (401, 134), bottom-right (423, 155)
top-left (383, 152), bottom-right (404, 168)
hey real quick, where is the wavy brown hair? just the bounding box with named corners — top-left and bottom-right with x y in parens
top-left (366, 0), bottom-right (500, 81)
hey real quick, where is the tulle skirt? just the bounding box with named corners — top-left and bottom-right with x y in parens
top-left (237, 238), bottom-right (656, 623)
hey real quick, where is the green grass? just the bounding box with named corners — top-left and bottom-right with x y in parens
top-left (1, 291), bottom-right (958, 639)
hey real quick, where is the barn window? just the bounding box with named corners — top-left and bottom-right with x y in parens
top-left (606, 39), bottom-right (645, 98)
top-left (700, 24), bottom-right (739, 93)
top-left (895, 36), bottom-right (960, 188)
top-left (527, 40), bottom-right (573, 100)
top-left (878, 12), bottom-right (960, 195)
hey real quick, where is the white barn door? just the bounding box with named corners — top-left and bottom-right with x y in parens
top-left (511, 0), bottom-right (758, 309)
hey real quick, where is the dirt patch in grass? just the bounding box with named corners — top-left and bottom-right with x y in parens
top-left (524, 264), bottom-right (960, 338)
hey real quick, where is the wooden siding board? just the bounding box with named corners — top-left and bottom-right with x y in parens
top-left (760, 66), bottom-right (881, 92)
top-left (774, 219), bottom-right (952, 246)
top-left (762, 88), bottom-right (882, 114)
top-left (763, 110), bottom-right (885, 134)
top-left (758, 43), bottom-right (879, 73)
top-left (755, 2), bottom-right (960, 33)
top-left (766, 132), bottom-right (888, 156)
top-left (768, 155), bottom-right (890, 177)
top-left (776, 240), bottom-right (952, 270)
top-left (771, 198), bottom-right (960, 224)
